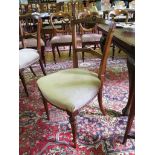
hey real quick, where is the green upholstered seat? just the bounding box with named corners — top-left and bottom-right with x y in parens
top-left (37, 68), bottom-right (101, 112)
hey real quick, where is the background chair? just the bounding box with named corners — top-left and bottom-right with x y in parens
top-left (37, 11), bottom-right (115, 148)
top-left (19, 17), bottom-right (46, 96)
top-left (50, 11), bottom-right (72, 63)
top-left (19, 13), bottom-right (46, 66)
top-left (78, 11), bottom-right (102, 62)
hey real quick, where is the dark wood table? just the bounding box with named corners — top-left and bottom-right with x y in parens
top-left (97, 23), bottom-right (135, 143)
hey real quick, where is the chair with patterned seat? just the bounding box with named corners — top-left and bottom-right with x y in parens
top-left (19, 13), bottom-right (46, 66)
top-left (19, 17), bottom-right (46, 96)
top-left (37, 10), bottom-right (115, 148)
top-left (78, 11), bottom-right (102, 62)
top-left (49, 11), bottom-right (72, 63)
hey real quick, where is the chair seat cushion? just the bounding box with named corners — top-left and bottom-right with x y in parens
top-left (50, 35), bottom-right (72, 44)
top-left (82, 34), bottom-right (102, 43)
top-left (37, 68), bottom-right (101, 112)
top-left (19, 38), bottom-right (45, 48)
top-left (19, 48), bottom-right (40, 69)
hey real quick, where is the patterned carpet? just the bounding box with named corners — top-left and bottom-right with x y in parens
top-left (19, 57), bottom-right (135, 155)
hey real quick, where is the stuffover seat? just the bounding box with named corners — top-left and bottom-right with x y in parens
top-left (37, 68), bottom-right (101, 112)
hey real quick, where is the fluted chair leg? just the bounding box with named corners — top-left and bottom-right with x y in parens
top-left (67, 112), bottom-right (77, 148)
top-left (19, 71), bottom-right (29, 97)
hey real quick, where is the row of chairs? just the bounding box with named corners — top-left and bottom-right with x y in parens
top-left (19, 10), bottom-right (103, 65)
top-left (19, 1), bottom-right (95, 15)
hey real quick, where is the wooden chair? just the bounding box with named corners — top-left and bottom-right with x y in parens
top-left (78, 11), bottom-right (102, 62)
top-left (19, 13), bottom-right (46, 66)
top-left (37, 10), bottom-right (115, 148)
top-left (108, 9), bottom-right (128, 59)
top-left (50, 11), bottom-right (72, 63)
top-left (19, 17), bottom-right (46, 96)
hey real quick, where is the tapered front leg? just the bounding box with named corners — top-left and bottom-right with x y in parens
top-left (19, 71), bottom-right (29, 97)
top-left (67, 112), bottom-right (77, 148)
top-left (41, 95), bottom-right (50, 120)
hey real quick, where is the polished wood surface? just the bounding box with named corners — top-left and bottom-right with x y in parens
top-left (97, 23), bottom-right (135, 58)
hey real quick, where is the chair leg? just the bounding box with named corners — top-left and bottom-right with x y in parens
top-left (69, 45), bottom-right (72, 57)
top-left (94, 44), bottom-right (96, 50)
top-left (29, 66), bottom-right (36, 76)
top-left (67, 112), bottom-right (77, 148)
top-left (41, 46), bottom-right (46, 67)
top-left (39, 60), bottom-right (46, 76)
top-left (19, 71), bottom-right (29, 97)
top-left (112, 44), bottom-right (115, 60)
top-left (41, 94), bottom-right (50, 120)
top-left (118, 49), bottom-right (121, 53)
top-left (52, 46), bottom-right (56, 64)
top-left (56, 46), bottom-right (61, 57)
top-left (122, 92), bottom-right (135, 144)
top-left (98, 89), bottom-right (106, 116)
top-left (82, 44), bottom-right (85, 62)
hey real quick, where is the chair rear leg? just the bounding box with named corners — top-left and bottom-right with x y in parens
top-left (56, 46), bottom-right (61, 57)
top-left (82, 44), bottom-right (85, 62)
top-left (98, 89), bottom-right (106, 115)
top-left (67, 112), bottom-right (77, 148)
top-left (41, 94), bottom-right (50, 120)
top-left (52, 46), bottom-right (56, 64)
top-left (69, 45), bottom-right (72, 57)
top-left (94, 44), bottom-right (96, 50)
top-left (118, 49), bottom-right (121, 53)
top-left (41, 46), bottom-right (46, 67)
top-left (29, 66), bottom-right (36, 76)
top-left (39, 60), bottom-right (46, 75)
top-left (19, 71), bottom-right (29, 97)
top-left (112, 44), bottom-right (115, 60)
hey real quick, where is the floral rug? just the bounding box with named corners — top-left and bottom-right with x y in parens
top-left (19, 58), bottom-right (135, 155)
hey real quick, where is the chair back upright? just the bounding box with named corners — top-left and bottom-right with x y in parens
top-left (19, 14), bottom-right (43, 55)
top-left (71, 10), bottom-right (115, 83)
top-left (50, 11), bottom-right (72, 36)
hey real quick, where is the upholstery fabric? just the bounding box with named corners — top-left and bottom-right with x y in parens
top-left (19, 48), bottom-right (39, 69)
top-left (19, 38), bottom-right (45, 49)
top-left (50, 35), bottom-right (72, 44)
top-left (37, 68), bottom-right (101, 112)
top-left (82, 33), bottom-right (102, 43)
